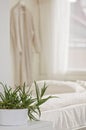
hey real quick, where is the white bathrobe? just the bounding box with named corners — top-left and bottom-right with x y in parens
top-left (10, 3), bottom-right (40, 86)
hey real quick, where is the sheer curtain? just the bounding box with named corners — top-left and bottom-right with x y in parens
top-left (52, 0), bottom-right (70, 75)
top-left (39, 0), bottom-right (70, 78)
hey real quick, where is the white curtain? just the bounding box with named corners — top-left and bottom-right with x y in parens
top-left (39, 0), bottom-right (70, 77)
top-left (52, 0), bottom-right (70, 74)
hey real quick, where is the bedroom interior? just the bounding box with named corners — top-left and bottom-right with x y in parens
top-left (0, 0), bottom-right (86, 130)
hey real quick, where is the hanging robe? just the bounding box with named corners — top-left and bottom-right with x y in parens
top-left (10, 3), bottom-right (40, 86)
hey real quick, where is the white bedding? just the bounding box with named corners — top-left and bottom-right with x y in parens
top-left (40, 92), bottom-right (86, 130)
top-left (31, 80), bottom-right (86, 95)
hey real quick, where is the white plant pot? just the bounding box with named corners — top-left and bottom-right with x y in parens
top-left (0, 109), bottom-right (28, 126)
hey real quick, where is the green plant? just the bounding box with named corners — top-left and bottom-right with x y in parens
top-left (0, 81), bottom-right (52, 120)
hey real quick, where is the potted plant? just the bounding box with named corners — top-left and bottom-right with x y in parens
top-left (0, 81), bottom-right (52, 126)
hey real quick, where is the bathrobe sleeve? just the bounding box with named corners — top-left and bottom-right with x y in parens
top-left (31, 16), bottom-right (41, 53)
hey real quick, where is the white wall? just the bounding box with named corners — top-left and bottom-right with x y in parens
top-left (0, 0), bottom-right (13, 85)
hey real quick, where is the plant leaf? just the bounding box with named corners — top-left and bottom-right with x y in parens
top-left (34, 81), bottom-right (40, 102)
top-left (40, 82), bottom-right (48, 98)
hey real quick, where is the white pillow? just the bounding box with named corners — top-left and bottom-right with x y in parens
top-left (76, 80), bottom-right (86, 89)
top-left (31, 80), bottom-right (85, 95)
top-left (65, 81), bottom-right (86, 92)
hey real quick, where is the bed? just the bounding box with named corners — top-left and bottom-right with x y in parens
top-left (32, 80), bottom-right (86, 130)
top-left (40, 93), bottom-right (86, 130)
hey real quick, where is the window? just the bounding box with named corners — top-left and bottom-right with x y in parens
top-left (68, 0), bottom-right (86, 71)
